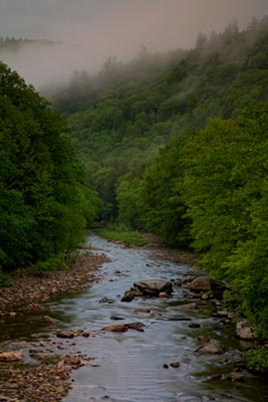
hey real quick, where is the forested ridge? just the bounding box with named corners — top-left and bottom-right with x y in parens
top-left (51, 18), bottom-right (268, 350)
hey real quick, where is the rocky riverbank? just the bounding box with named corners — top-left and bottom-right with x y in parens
top-left (0, 236), bottom-right (266, 402)
top-left (0, 251), bottom-right (108, 312)
top-left (0, 250), bottom-right (108, 402)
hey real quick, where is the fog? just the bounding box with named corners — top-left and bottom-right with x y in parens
top-left (0, 0), bottom-right (267, 87)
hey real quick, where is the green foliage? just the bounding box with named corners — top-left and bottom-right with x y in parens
top-left (0, 61), bottom-right (97, 273)
top-left (141, 132), bottom-right (192, 246)
top-left (95, 227), bottom-right (146, 247)
top-left (47, 17), bottom-right (268, 228)
top-left (33, 253), bottom-right (68, 272)
top-left (245, 346), bottom-right (268, 373)
top-left (47, 18), bottom-right (268, 337)
top-left (116, 174), bottom-right (144, 230)
top-left (182, 103), bottom-right (268, 333)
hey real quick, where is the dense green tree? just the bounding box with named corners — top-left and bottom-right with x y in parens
top-left (182, 103), bottom-right (268, 334)
top-left (0, 62), bottom-right (95, 276)
top-left (48, 17), bottom-right (268, 226)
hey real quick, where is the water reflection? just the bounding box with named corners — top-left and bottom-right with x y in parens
top-left (1, 233), bottom-right (267, 402)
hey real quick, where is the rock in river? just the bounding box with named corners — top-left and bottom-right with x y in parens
top-left (134, 279), bottom-right (173, 295)
top-left (56, 330), bottom-right (75, 339)
top-left (236, 320), bottom-right (256, 340)
top-left (196, 341), bottom-right (226, 355)
top-left (102, 322), bottom-right (145, 333)
top-left (122, 279), bottom-right (173, 302)
top-left (190, 276), bottom-right (211, 292)
top-left (43, 315), bottom-right (59, 325)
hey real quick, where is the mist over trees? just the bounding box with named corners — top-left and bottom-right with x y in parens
top-left (1, 17), bottom-right (268, 367)
top-left (45, 17), bottom-right (268, 339)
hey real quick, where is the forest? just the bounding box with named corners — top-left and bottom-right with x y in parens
top-left (1, 17), bottom-right (268, 370)
top-left (52, 17), bottom-right (268, 348)
top-left (0, 62), bottom-right (100, 280)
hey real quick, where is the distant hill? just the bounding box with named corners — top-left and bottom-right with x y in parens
top-left (50, 17), bottom-right (268, 221)
top-left (0, 37), bottom-right (63, 52)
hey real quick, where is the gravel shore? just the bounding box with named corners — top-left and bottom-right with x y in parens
top-left (0, 250), bottom-right (108, 402)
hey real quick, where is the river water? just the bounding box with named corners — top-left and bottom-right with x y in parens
top-left (2, 233), bottom-right (268, 401)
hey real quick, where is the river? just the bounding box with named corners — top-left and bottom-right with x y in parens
top-left (1, 233), bottom-right (268, 401)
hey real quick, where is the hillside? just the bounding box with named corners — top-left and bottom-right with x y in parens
top-left (51, 18), bottom-right (268, 222)
top-left (50, 18), bottom-right (268, 354)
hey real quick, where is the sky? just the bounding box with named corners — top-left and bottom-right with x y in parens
top-left (0, 0), bottom-right (267, 87)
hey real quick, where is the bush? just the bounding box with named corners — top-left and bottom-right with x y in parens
top-left (33, 253), bottom-right (67, 272)
top-left (245, 346), bottom-right (268, 373)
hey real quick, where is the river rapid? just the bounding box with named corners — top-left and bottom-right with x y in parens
top-left (1, 233), bottom-right (268, 401)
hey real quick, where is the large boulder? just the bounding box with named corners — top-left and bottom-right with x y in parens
top-left (121, 279), bottom-right (173, 302)
top-left (121, 287), bottom-right (143, 302)
top-left (133, 279), bottom-right (173, 296)
top-left (190, 276), bottom-right (227, 299)
top-left (196, 341), bottom-right (226, 355)
top-left (102, 322), bottom-right (145, 333)
top-left (236, 320), bottom-right (257, 340)
top-left (190, 276), bottom-right (211, 292)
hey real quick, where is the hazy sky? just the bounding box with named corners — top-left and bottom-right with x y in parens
top-left (0, 0), bottom-right (267, 86)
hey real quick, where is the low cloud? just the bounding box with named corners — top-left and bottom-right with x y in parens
top-left (0, 0), bottom-right (267, 87)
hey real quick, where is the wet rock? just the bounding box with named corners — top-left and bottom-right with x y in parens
top-left (189, 323), bottom-right (201, 328)
top-left (43, 315), bottom-right (59, 325)
top-left (0, 352), bottom-right (22, 362)
top-left (135, 308), bottom-right (151, 313)
top-left (210, 372), bottom-right (244, 382)
top-left (180, 302), bottom-right (197, 310)
top-left (170, 362), bottom-right (180, 368)
top-left (134, 279), bottom-right (173, 296)
top-left (121, 279), bottom-right (173, 302)
top-left (190, 277), bottom-right (227, 299)
top-left (229, 372), bottom-right (244, 382)
top-left (99, 297), bottom-right (109, 303)
top-left (126, 322), bottom-right (145, 332)
top-left (110, 315), bottom-right (124, 320)
top-left (216, 309), bottom-right (229, 317)
top-left (89, 361), bottom-right (100, 367)
top-left (102, 324), bottom-right (129, 333)
top-left (219, 357), bottom-right (229, 364)
top-left (121, 289), bottom-right (139, 302)
top-left (159, 292), bottom-right (169, 298)
top-left (163, 364), bottom-right (169, 369)
top-left (150, 312), bottom-right (163, 318)
top-left (210, 280), bottom-right (228, 300)
top-left (164, 317), bottom-right (191, 321)
top-left (196, 341), bottom-right (226, 355)
top-left (28, 302), bottom-right (45, 311)
top-left (201, 292), bottom-right (211, 300)
top-left (63, 356), bottom-right (81, 367)
top-left (102, 322), bottom-right (145, 333)
top-left (81, 332), bottom-right (90, 337)
top-left (236, 320), bottom-right (257, 340)
top-left (56, 330), bottom-right (75, 339)
top-left (190, 276), bottom-right (211, 292)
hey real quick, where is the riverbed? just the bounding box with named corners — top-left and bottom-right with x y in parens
top-left (1, 233), bottom-right (267, 401)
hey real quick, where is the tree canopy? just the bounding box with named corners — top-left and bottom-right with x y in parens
top-left (0, 62), bottom-right (93, 275)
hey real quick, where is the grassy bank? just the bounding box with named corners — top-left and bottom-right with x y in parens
top-left (94, 228), bottom-right (146, 247)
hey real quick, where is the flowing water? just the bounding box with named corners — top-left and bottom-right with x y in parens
top-left (1, 233), bottom-right (268, 401)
